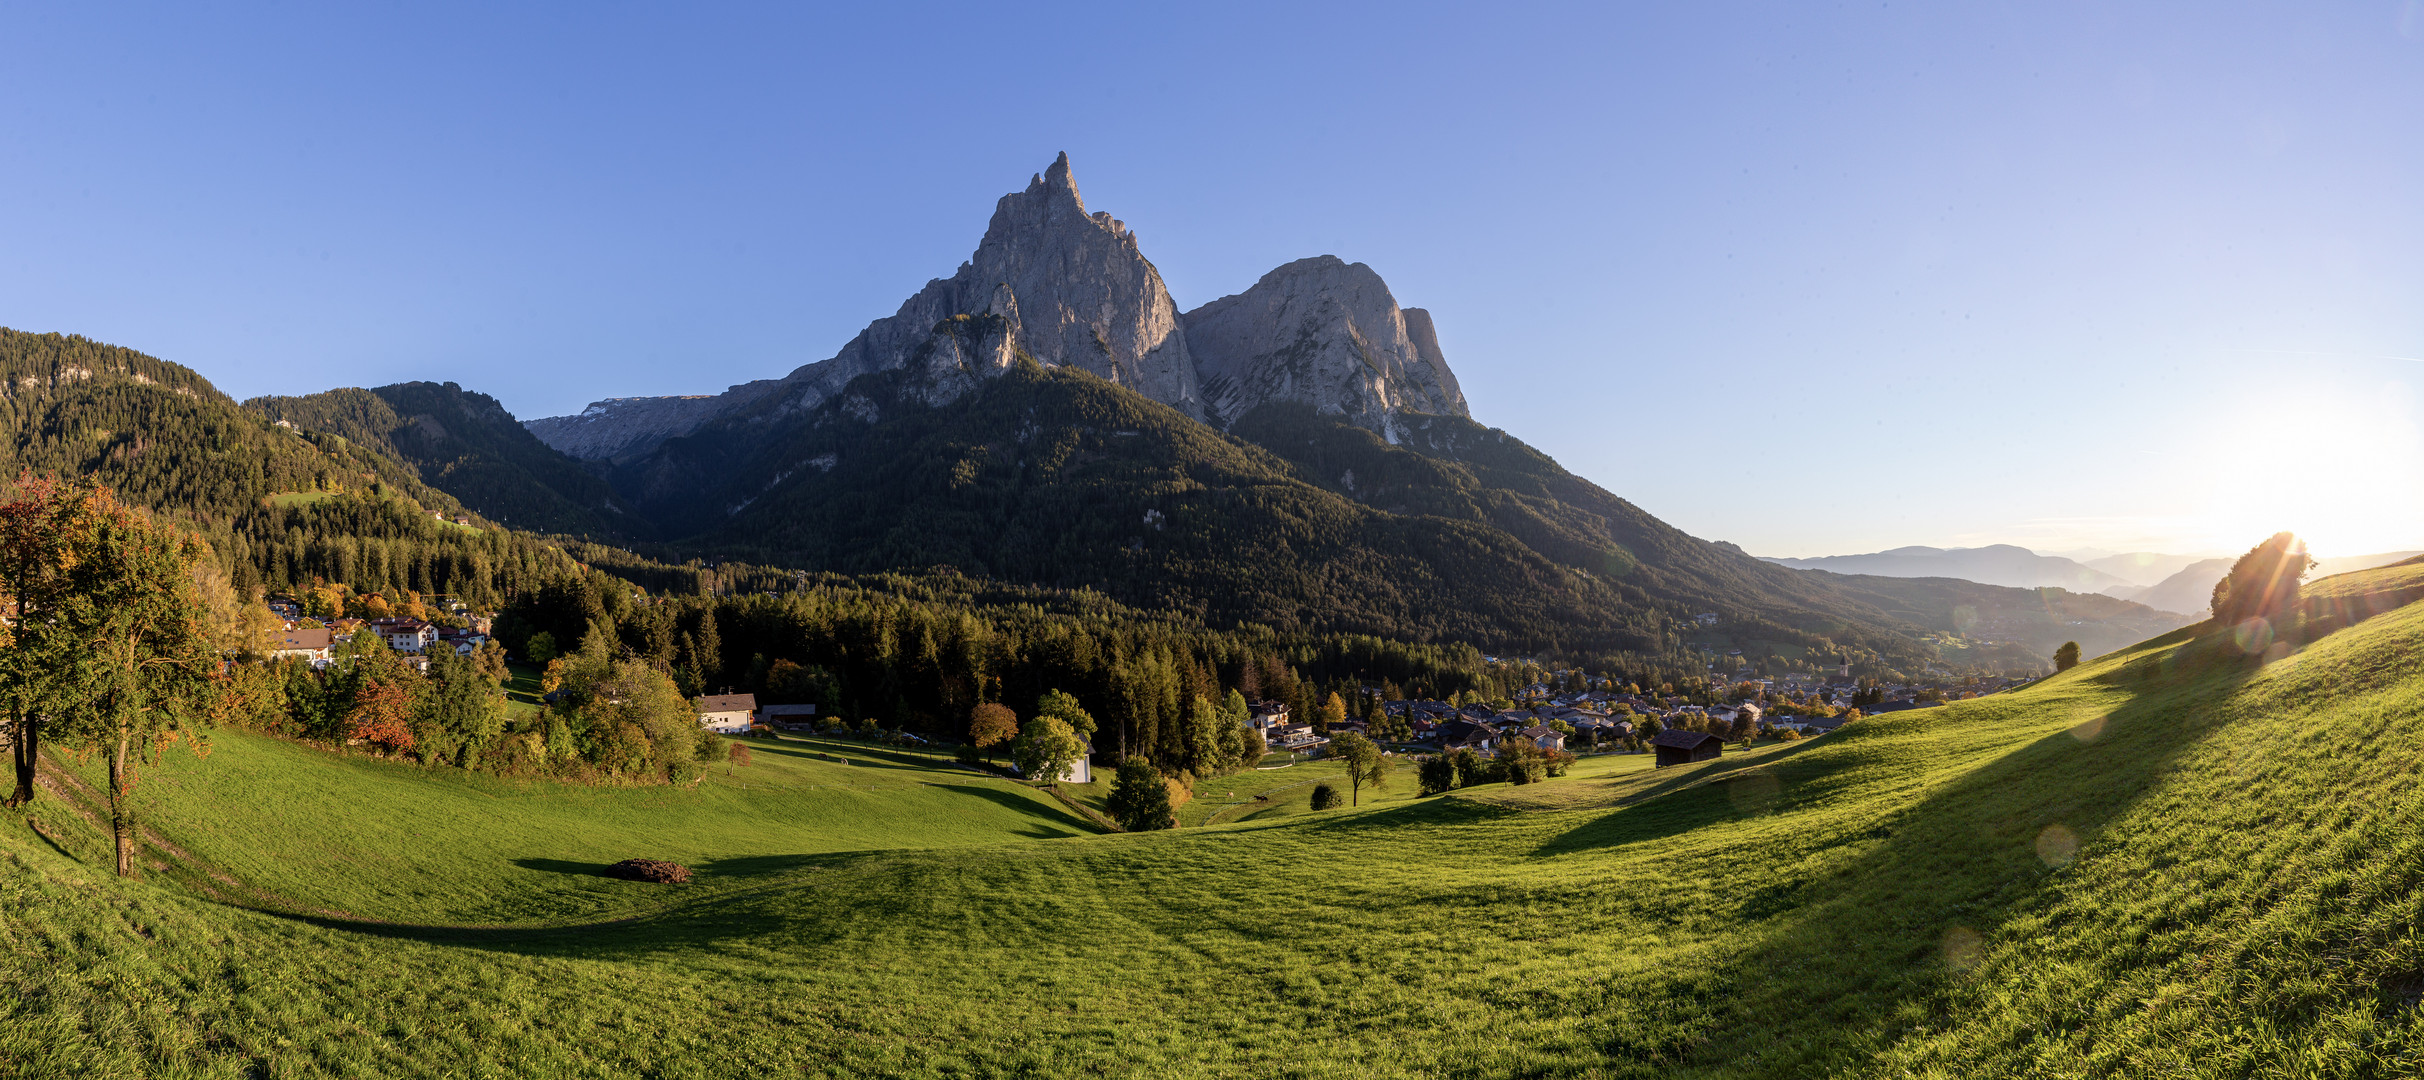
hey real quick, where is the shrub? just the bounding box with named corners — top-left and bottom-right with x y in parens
top-left (1310, 783), bottom-right (1341, 811)
top-left (727, 743), bottom-right (753, 767)
top-left (1418, 756), bottom-right (1459, 795)
top-left (1543, 749), bottom-right (1575, 777)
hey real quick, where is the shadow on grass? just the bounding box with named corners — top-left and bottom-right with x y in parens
top-left (1665, 628), bottom-right (2273, 1073)
top-left (512, 857), bottom-right (607, 878)
top-left (927, 783), bottom-right (1083, 838)
top-left (1531, 741), bottom-right (1827, 856)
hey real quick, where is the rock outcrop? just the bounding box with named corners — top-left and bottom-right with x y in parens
top-left (522, 387), bottom-right (780, 463)
top-left (527, 153), bottom-right (1202, 458)
top-left (1181, 256), bottom-right (1467, 436)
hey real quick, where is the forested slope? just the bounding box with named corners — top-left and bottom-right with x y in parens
top-left (0, 329), bottom-right (588, 607)
top-left (597, 360), bottom-right (1942, 668)
top-left (248, 381), bottom-right (634, 538)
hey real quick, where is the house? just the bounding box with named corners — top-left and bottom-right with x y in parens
top-left (1650, 729), bottom-right (1724, 768)
top-left (697, 693), bottom-right (757, 734)
top-left (1519, 724), bottom-right (1566, 752)
top-left (371, 618), bottom-right (438, 654)
top-left (761, 703), bottom-right (819, 732)
top-left (272, 628), bottom-right (334, 663)
top-left (1246, 700), bottom-right (1290, 734)
top-left (1438, 719), bottom-right (1497, 753)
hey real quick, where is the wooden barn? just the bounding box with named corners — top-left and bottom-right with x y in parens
top-left (1651, 728), bottom-right (1723, 768)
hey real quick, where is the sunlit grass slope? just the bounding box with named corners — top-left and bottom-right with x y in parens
top-left (4, 565), bottom-right (2421, 1077)
top-left (26, 733), bottom-right (1095, 923)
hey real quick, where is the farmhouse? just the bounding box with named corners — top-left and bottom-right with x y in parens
top-left (1519, 724), bottom-right (1566, 752)
top-left (697, 693), bottom-right (757, 734)
top-left (1438, 719), bottom-right (1497, 753)
top-left (760, 703), bottom-right (818, 732)
top-left (1651, 729), bottom-right (1723, 768)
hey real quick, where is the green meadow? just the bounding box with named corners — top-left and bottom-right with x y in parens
top-left (5, 564), bottom-right (2422, 1077)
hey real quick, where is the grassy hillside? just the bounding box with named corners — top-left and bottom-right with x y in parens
top-left (6, 563), bottom-right (2420, 1077)
top-left (248, 381), bottom-right (635, 538)
top-left (27, 730), bottom-right (1095, 926)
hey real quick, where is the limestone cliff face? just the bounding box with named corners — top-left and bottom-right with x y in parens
top-left (521, 387), bottom-right (779, 463)
top-left (526, 153), bottom-right (1201, 458)
top-left (1181, 256), bottom-right (1468, 436)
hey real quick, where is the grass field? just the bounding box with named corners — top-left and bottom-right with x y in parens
top-left (5, 563), bottom-right (2422, 1077)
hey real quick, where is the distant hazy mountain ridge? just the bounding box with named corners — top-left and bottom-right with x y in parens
top-left (1761, 544), bottom-right (2133, 592)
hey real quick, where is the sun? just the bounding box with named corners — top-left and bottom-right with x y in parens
top-left (2181, 377), bottom-right (2424, 558)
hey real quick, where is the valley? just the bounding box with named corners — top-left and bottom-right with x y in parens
top-left (8, 559), bottom-right (2420, 1077)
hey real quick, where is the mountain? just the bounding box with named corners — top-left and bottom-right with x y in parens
top-left (0, 328), bottom-right (464, 523)
top-left (494, 153), bottom-right (2210, 670)
top-left (1802, 572), bottom-right (2197, 664)
top-left (600, 355), bottom-right (1965, 665)
top-left (2127, 549), bottom-right (2424, 617)
top-left (1760, 544), bottom-right (2133, 592)
top-left (2079, 550), bottom-right (2217, 587)
top-left (527, 152), bottom-right (1202, 464)
top-left (1183, 255), bottom-right (1466, 433)
top-left (249, 381), bottom-right (635, 537)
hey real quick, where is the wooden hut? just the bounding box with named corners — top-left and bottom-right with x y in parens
top-left (1651, 728), bottom-right (1723, 768)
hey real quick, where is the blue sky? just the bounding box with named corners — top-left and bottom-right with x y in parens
top-left (4, 2), bottom-right (2419, 558)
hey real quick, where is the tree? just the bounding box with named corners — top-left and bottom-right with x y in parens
top-left (1309, 783), bottom-right (1342, 811)
top-left (1329, 731), bottom-right (1386, 806)
top-left (969, 702), bottom-right (1019, 762)
top-left (0, 475), bottom-right (91, 808)
top-left (415, 650), bottom-right (506, 768)
top-left (1495, 740), bottom-right (1547, 785)
top-left (1012, 713), bottom-right (1085, 786)
top-left (2053, 641), bottom-right (2082, 672)
top-left (1036, 688), bottom-right (1098, 742)
top-left (1418, 755), bottom-right (1459, 796)
top-left (1317, 691), bottom-right (1347, 734)
top-left (2212, 532), bottom-right (2314, 625)
top-left (1447, 748), bottom-right (1485, 788)
top-left (51, 487), bottom-right (220, 877)
top-left (1106, 757), bottom-right (1173, 831)
top-left (346, 677), bottom-right (418, 754)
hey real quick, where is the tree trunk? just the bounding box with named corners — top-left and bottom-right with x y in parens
top-left (5, 709), bottom-right (35, 808)
top-left (108, 730), bottom-right (135, 878)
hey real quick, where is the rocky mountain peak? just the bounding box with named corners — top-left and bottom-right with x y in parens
top-left (1181, 255), bottom-right (1469, 436)
top-left (707, 153), bottom-right (1197, 423)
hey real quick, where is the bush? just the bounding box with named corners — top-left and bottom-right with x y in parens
top-left (1310, 783), bottom-right (1342, 811)
top-left (727, 743), bottom-right (753, 767)
top-left (1543, 749), bottom-right (1575, 778)
top-left (1418, 756), bottom-right (1459, 795)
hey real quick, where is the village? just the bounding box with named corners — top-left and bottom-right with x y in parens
top-left (250, 583), bottom-right (2037, 779)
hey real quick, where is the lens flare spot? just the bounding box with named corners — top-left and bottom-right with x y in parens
top-left (1727, 770), bottom-right (1781, 815)
top-left (2233, 617), bottom-right (2274, 655)
top-left (1941, 925), bottom-right (1984, 970)
top-left (2035, 823), bottom-right (2078, 867)
top-left (2068, 715), bottom-right (2106, 743)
